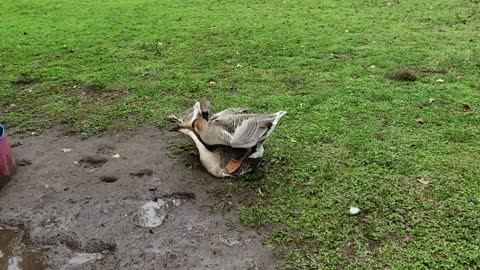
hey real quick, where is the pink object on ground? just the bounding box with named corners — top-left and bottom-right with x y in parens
top-left (0, 124), bottom-right (16, 189)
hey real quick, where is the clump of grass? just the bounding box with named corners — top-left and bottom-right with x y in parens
top-left (12, 73), bottom-right (41, 86)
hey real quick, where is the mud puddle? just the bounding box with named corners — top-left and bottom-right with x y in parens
top-left (0, 227), bottom-right (46, 270)
top-left (0, 127), bottom-right (275, 269)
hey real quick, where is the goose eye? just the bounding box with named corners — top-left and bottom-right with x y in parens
top-left (202, 112), bottom-right (209, 120)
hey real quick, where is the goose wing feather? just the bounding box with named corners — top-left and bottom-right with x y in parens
top-left (210, 114), bottom-right (255, 133)
top-left (229, 114), bottom-right (278, 148)
top-left (210, 108), bottom-right (249, 120)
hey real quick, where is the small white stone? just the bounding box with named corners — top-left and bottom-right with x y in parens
top-left (349, 207), bottom-right (360, 215)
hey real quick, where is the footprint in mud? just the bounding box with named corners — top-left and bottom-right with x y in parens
top-left (99, 176), bottom-right (118, 183)
top-left (96, 144), bottom-right (115, 155)
top-left (79, 156), bottom-right (108, 168)
top-left (130, 169), bottom-right (154, 178)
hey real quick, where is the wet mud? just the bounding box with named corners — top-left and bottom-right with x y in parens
top-left (0, 127), bottom-right (274, 269)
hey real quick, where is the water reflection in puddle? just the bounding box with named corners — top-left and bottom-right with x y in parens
top-left (131, 199), bottom-right (183, 228)
top-left (0, 227), bottom-right (46, 270)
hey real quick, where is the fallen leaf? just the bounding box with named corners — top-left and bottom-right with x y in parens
top-left (290, 138), bottom-right (297, 143)
top-left (236, 64), bottom-right (242, 68)
top-left (463, 103), bottom-right (471, 110)
top-left (369, 65), bottom-right (376, 69)
top-left (457, 76), bottom-right (464, 82)
top-left (415, 177), bottom-right (430, 185)
top-left (62, 148), bottom-right (73, 153)
top-left (436, 78), bottom-right (444, 83)
top-left (197, 177), bottom-right (206, 184)
top-left (209, 81), bottom-right (217, 85)
top-left (345, 29), bottom-right (349, 33)
top-left (236, 51), bottom-right (240, 55)
top-left (416, 118), bottom-right (426, 124)
top-left (112, 153), bottom-right (121, 158)
top-left (428, 98), bottom-right (435, 104)
top-left (466, 110), bottom-right (475, 115)
top-left (435, 58), bottom-right (445, 64)
top-left (402, 235), bottom-right (413, 243)
top-left (369, 75), bottom-right (376, 78)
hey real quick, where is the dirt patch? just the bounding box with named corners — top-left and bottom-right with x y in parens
top-left (385, 69), bottom-right (419, 81)
top-left (0, 126), bottom-right (275, 270)
top-left (72, 84), bottom-right (128, 101)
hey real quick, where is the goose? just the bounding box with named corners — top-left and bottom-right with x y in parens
top-left (189, 101), bottom-right (286, 158)
top-left (176, 126), bottom-right (262, 177)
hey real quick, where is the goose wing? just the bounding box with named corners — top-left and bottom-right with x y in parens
top-left (228, 114), bottom-right (278, 148)
top-left (210, 108), bottom-right (249, 120)
top-left (210, 114), bottom-right (255, 134)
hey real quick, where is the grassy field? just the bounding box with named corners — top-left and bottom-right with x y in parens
top-left (1, 0), bottom-right (480, 268)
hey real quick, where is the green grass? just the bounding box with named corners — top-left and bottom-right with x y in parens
top-left (1, 0), bottom-right (480, 268)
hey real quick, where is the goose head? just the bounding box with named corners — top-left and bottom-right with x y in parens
top-left (199, 98), bottom-right (213, 120)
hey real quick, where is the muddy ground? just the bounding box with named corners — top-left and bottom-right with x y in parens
top-left (0, 126), bottom-right (275, 270)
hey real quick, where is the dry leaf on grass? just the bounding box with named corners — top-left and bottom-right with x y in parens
top-left (112, 153), bottom-right (121, 158)
top-left (402, 235), bottom-right (413, 243)
top-left (436, 78), bottom-right (444, 83)
top-left (290, 138), bottom-right (297, 143)
top-left (416, 118), bottom-right (426, 124)
top-left (62, 148), bottom-right (73, 153)
top-left (209, 81), bottom-right (217, 85)
top-left (415, 177), bottom-right (430, 185)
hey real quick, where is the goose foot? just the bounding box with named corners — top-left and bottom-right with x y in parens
top-left (225, 148), bottom-right (252, 174)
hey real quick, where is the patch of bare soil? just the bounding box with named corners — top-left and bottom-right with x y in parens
top-left (0, 127), bottom-right (274, 270)
top-left (72, 84), bottom-right (128, 101)
top-left (385, 69), bottom-right (420, 81)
